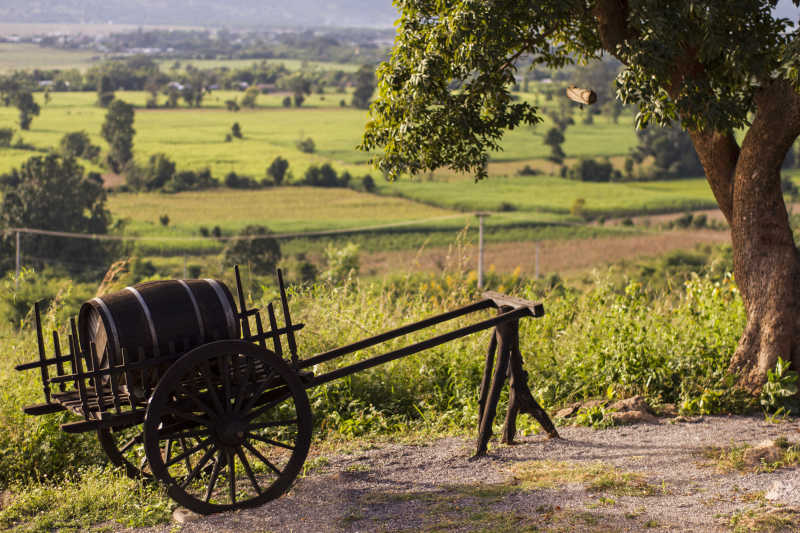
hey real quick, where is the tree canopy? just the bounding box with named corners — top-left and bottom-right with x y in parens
top-left (361, 1), bottom-right (799, 180)
top-left (0, 155), bottom-right (113, 275)
top-left (361, 1), bottom-right (800, 391)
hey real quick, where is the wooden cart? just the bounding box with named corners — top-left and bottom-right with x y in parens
top-left (18, 267), bottom-right (557, 514)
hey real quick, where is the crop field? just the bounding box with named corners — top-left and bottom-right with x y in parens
top-left (378, 175), bottom-right (716, 216)
top-left (0, 89), bottom-right (639, 177)
top-left (0, 43), bottom-right (102, 73)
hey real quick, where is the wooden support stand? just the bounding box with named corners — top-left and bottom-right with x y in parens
top-left (475, 307), bottom-right (559, 457)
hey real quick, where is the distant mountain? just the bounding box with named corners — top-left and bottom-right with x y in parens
top-left (0, 0), bottom-right (399, 28)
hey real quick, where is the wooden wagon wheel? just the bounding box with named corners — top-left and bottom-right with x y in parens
top-left (143, 340), bottom-right (312, 515)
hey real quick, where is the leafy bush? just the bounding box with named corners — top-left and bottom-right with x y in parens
top-left (59, 131), bottom-right (100, 162)
top-left (567, 158), bottom-right (620, 182)
top-left (224, 171), bottom-right (260, 189)
top-left (760, 357), bottom-right (799, 415)
top-left (0, 127), bottom-right (13, 147)
top-left (323, 242), bottom-right (360, 284)
top-left (516, 165), bottom-right (541, 176)
top-left (296, 137), bottom-right (315, 153)
top-left (223, 225), bottom-right (281, 275)
top-left (163, 168), bottom-right (217, 193)
top-left (266, 156), bottom-right (289, 185)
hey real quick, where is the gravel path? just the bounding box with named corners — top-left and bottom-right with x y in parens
top-left (131, 416), bottom-right (800, 533)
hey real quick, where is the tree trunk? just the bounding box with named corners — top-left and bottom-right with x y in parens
top-left (692, 81), bottom-right (800, 393)
top-left (727, 162), bottom-right (800, 392)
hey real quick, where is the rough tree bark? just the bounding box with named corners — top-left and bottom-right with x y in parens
top-left (720, 81), bottom-right (800, 392)
top-left (593, 4), bottom-right (800, 392)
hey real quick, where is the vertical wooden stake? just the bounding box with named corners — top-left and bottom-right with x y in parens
top-left (476, 333), bottom-right (497, 428)
top-left (475, 307), bottom-right (512, 457)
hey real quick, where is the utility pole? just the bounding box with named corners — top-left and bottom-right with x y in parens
top-left (476, 212), bottom-right (490, 289)
top-left (15, 231), bottom-right (20, 289)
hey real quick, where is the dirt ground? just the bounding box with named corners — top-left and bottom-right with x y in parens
top-left (361, 229), bottom-right (731, 278)
top-left (129, 416), bottom-right (800, 533)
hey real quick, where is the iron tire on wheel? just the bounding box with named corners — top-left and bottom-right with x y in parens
top-left (143, 340), bottom-right (312, 515)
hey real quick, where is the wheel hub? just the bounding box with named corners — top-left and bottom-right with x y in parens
top-left (216, 418), bottom-right (247, 446)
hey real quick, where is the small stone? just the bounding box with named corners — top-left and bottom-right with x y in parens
top-left (580, 399), bottom-right (609, 410)
top-left (555, 406), bottom-right (578, 418)
top-left (673, 415), bottom-right (704, 423)
top-left (173, 507), bottom-right (202, 524)
top-left (611, 410), bottom-right (659, 425)
top-left (656, 403), bottom-right (679, 417)
top-left (610, 395), bottom-right (654, 414)
top-left (766, 471), bottom-right (800, 505)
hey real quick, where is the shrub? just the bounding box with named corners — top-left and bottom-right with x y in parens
top-left (163, 168), bottom-right (217, 193)
top-left (516, 164), bottom-right (540, 176)
top-left (144, 153), bottom-right (176, 191)
top-left (0, 128), bottom-right (14, 147)
top-left (231, 122), bottom-right (243, 139)
top-left (267, 156), bottom-right (289, 185)
top-left (567, 158), bottom-right (615, 182)
top-left (59, 131), bottom-right (100, 161)
top-left (225, 99), bottom-right (240, 111)
top-left (159, 214), bottom-right (169, 226)
top-left (323, 242), bottom-right (360, 284)
top-left (282, 96), bottom-right (292, 107)
top-left (223, 225), bottom-right (281, 275)
top-left (361, 175), bottom-right (376, 192)
top-left (224, 171), bottom-right (260, 189)
top-left (296, 137), bottom-right (315, 153)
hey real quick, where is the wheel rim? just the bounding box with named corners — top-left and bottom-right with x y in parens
top-left (98, 425), bottom-right (154, 480)
top-left (143, 340), bottom-right (312, 514)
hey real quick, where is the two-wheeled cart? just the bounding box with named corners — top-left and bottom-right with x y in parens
top-left (17, 267), bottom-right (557, 515)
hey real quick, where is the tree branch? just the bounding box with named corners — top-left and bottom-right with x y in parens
top-left (593, 0), bottom-right (630, 57)
top-left (687, 129), bottom-right (738, 224)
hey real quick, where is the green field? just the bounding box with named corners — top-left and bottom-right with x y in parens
top-left (0, 89), bottom-right (639, 178)
top-left (378, 175), bottom-right (716, 216)
top-left (0, 43), bottom-right (102, 73)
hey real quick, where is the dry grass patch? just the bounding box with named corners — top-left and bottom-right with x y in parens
top-left (510, 460), bottom-right (661, 497)
top-left (729, 507), bottom-right (800, 533)
top-left (699, 438), bottom-right (800, 473)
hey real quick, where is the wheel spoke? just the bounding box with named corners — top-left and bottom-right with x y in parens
top-left (232, 355), bottom-right (248, 412)
top-left (249, 434), bottom-right (295, 451)
top-left (245, 388), bottom-right (292, 421)
top-left (200, 362), bottom-right (226, 415)
top-left (177, 381), bottom-right (215, 416)
top-left (204, 451), bottom-right (223, 503)
top-left (163, 438), bottom-right (173, 463)
top-left (242, 441), bottom-right (281, 475)
top-left (248, 419), bottom-right (298, 431)
top-left (236, 447), bottom-right (262, 495)
top-left (178, 437), bottom-right (195, 472)
top-left (118, 433), bottom-right (141, 454)
top-left (227, 449), bottom-right (236, 504)
top-left (163, 428), bottom-right (211, 441)
top-left (180, 444), bottom-right (217, 489)
top-left (164, 408), bottom-right (210, 426)
top-left (165, 438), bottom-right (211, 468)
top-left (220, 354), bottom-right (232, 412)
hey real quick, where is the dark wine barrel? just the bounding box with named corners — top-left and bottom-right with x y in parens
top-left (78, 279), bottom-right (239, 398)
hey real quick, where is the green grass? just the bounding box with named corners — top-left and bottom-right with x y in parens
top-left (0, 255), bottom-right (750, 530)
top-left (0, 89), bottom-right (642, 180)
top-left (378, 174), bottom-right (716, 217)
top-left (0, 43), bottom-right (102, 73)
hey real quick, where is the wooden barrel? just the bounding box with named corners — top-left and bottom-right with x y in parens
top-left (78, 279), bottom-right (239, 397)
